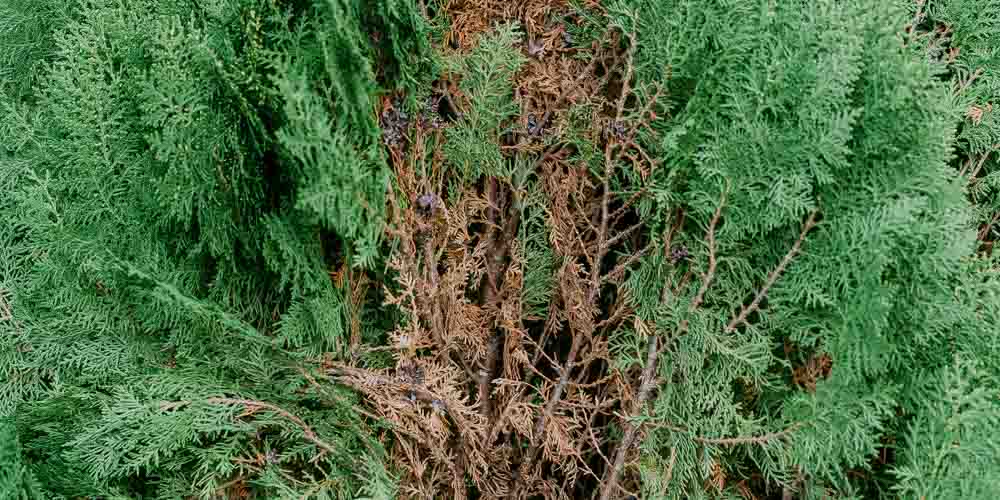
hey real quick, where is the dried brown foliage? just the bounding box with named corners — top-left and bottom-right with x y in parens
top-left (442, 0), bottom-right (595, 50)
top-left (334, 6), bottom-right (816, 499)
top-left (788, 347), bottom-right (834, 394)
top-left (329, 7), bottom-right (673, 497)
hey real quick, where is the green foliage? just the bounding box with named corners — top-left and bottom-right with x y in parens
top-left (443, 22), bottom-right (526, 180)
top-left (0, 0), bottom-right (429, 496)
top-left (0, 0), bottom-right (73, 100)
top-left (923, 0), bottom-right (1000, 249)
top-left (1, 0), bottom-right (998, 497)
top-left (613, 0), bottom-right (1000, 497)
top-left (893, 355), bottom-right (1000, 498)
top-left (0, 419), bottom-right (43, 500)
top-left (516, 172), bottom-right (556, 320)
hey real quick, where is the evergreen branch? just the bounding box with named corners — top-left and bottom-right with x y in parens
top-left (682, 423), bottom-right (802, 447)
top-left (206, 398), bottom-right (339, 456)
top-left (725, 208), bottom-right (820, 333)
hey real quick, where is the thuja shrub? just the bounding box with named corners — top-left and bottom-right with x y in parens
top-left (0, 0), bottom-right (428, 497)
top-left (1, 0), bottom-right (998, 499)
top-left (328, 1), bottom-right (999, 499)
top-left (605, 0), bottom-right (1000, 498)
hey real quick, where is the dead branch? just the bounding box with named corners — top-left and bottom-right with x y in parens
top-left (513, 333), bottom-right (584, 495)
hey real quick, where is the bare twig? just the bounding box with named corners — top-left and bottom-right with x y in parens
top-left (552, 26), bottom-right (616, 108)
top-left (602, 242), bottom-right (653, 286)
top-left (903, 0), bottom-right (927, 36)
top-left (663, 446), bottom-right (677, 488)
top-left (296, 367), bottom-right (381, 423)
top-left (422, 235), bottom-right (479, 383)
top-left (968, 150), bottom-right (994, 181)
top-left (597, 333), bottom-right (660, 500)
top-left (613, 13), bottom-right (639, 123)
top-left (690, 185), bottom-right (729, 311)
top-left (328, 366), bottom-right (477, 449)
top-left (655, 421), bottom-right (802, 447)
top-left (978, 210), bottom-right (1000, 242)
top-left (624, 83), bottom-right (665, 143)
top-left (599, 188), bottom-right (730, 498)
top-left (605, 220), bottom-right (646, 249)
top-left (725, 208), bottom-right (820, 333)
top-left (954, 68), bottom-right (984, 95)
top-left (480, 178), bottom-right (502, 418)
top-left (609, 186), bottom-right (649, 224)
top-left (0, 289), bottom-right (11, 322)
top-left (959, 151), bottom-right (991, 178)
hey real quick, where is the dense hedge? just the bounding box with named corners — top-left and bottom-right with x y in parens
top-left (1, 0), bottom-right (997, 498)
